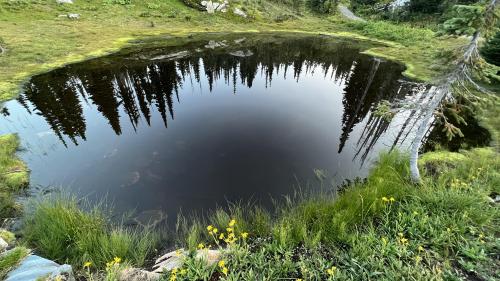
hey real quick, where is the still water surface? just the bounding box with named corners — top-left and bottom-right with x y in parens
top-left (0, 34), bottom-right (424, 218)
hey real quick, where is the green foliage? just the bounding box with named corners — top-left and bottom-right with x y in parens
top-left (0, 247), bottom-right (29, 279)
top-left (180, 0), bottom-right (204, 10)
top-left (441, 4), bottom-right (485, 35)
top-left (22, 195), bottom-right (160, 270)
top-left (307, 0), bottom-right (337, 13)
top-left (343, 20), bottom-right (434, 45)
top-left (481, 31), bottom-right (500, 66)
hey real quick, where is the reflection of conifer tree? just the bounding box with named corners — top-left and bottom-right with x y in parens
top-left (17, 35), bottom-right (414, 152)
top-left (338, 59), bottom-right (381, 153)
top-left (82, 70), bottom-right (122, 135)
top-left (21, 71), bottom-right (87, 146)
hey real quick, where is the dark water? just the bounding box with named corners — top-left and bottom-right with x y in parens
top-left (0, 34), bottom-right (425, 219)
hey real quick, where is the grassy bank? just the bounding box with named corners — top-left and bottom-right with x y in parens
top-left (165, 149), bottom-right (499, 280)
top-left (0, 0), bottom-right (468, 104)
top-left (0, 134), bottom-right (29, 220)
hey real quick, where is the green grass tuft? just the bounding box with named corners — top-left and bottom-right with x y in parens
top-left (22, 195), bottom-right (160, 270)
top-left (0, 246), bottom-right (29, 280)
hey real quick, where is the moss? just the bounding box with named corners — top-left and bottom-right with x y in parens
top-left (0, 135), bottom-right (29, 191)
top-left (0, 229), bottom-right (15, 244)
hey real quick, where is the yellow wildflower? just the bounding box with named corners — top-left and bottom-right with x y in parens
top-left (207, 225), bottom-right (214, 232)
top-left (83, 261), bottom-right (92, 268)
top-left (218, 260), bottom-right (226, 268)
top-left (113, 257), bottom-right (122, 264)
top-left (229, 219), bottom-right (236, 227)
top-left (197, 243), bottom-right (205, 249)
top-left (219, 233), bottom-right (225, 240)
top-left (382, 197), bottom-right (389, 202)
top-left (297, 279), bottom-right (303, 281)
top-left (169, 274), bottom-right (177, 281)
top-left (327, 266), bottom-right (337, 276)
top-left (389, 197), bottom-right (395, 202)
top-left (172, 268), bottom-right (178, 274)
top-left (241, 232), bottom-right (249, 239)
top-left (222, 266), bottom-right (228, 275)
top-left (180, 269), bottom-right (187, 276)
top-left (226, 227), bottom-right (234, 233)
top-left (212, 228), bottom-right (218, 234)
top-left (418, 246), bottom-right (424, 252)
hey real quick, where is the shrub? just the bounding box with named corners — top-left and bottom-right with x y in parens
top-left (307, 0), bottom-right (337, 13)
top-left (481, 31), bottom-right (500, 66)
top-left (23, 195), bottom-right (160, 269)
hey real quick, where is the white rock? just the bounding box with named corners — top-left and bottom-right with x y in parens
top-left (67, 13), bottom-right (80, 20)
top-left (56, 0), bottom-right (73, 4)
top-left (0, 238), bottom-right (8, 252)
top-left (233, 8), bottom-right (247, 18)
top-left (153, 248), bottom-right (221, 273)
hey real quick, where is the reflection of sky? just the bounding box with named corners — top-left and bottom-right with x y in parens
top-left (0, 59), bottom-right (419, 219)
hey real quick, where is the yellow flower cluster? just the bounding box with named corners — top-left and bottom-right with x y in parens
top-left (169, 267), bottom-right (187, 281)
top-left (450, 178), bottom-right (468, 189)
top-left (381, 196), bottom-right (395, 203)
top-left (106, 257), bottom-right (121, 269)
top-left (218, 260), bottom-right (229, 276)
top-left (83, 261), bottom-right (92, 268)
top-left (326, 266), bottom-right (337, 277)
top-left (206, 219), bottom-right (249, 246)
top-left (397, 233), bottom-right (409, 245)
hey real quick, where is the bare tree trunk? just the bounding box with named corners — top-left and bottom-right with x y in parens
top-left (409, 30), bottom-right (482, 183)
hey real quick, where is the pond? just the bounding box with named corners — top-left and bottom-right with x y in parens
top-left (0, 33), bottom-right (425, 220)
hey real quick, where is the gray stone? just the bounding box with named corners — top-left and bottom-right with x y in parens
top-left (67, 13), bottom-right (80, 20)
top-left (153, 248), bottom-right (221, 273)
top-left (0, 238), bottom-right (8, 253)
top-left (119, 268), bottom-right (160, 281)
top-left (5, 255), bottom-right (74, 281)
top-left (233, 8), bottom-right (247, 18)
top-left (150, 51), bottom-right (189, 61)
top-left (205, 40), bottom-right (227, 49)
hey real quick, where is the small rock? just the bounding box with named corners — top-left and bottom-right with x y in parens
top-left (153, 248), bottom-right (221, 273)
top-left (234, 38), bottom-right (246, 44)
top-left (56, 0), bottom-right (73, 4)
top-left (0, 238), bottom-right (8, 253)
top-left (233, 8), bottom-right (247, 18)
top-left (150, 51), bottom-right (189, 61)
top-left (119, 268), bottom-right (160, 281)
top-left (204, 40), bottom-right (227, 49)
top-left (67, 13), bottom-right (80, 20)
